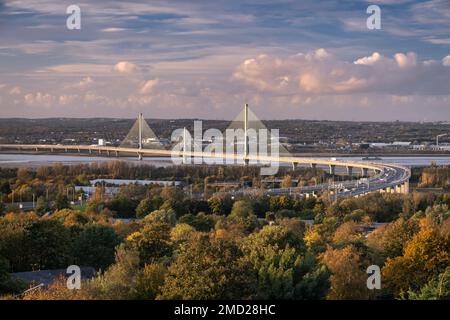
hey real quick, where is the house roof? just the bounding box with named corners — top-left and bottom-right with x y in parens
top-left (12, 267), bottom-right (96, 286)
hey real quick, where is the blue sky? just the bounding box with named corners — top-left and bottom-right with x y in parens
top-left (0, 0), bottom-right (449, 121)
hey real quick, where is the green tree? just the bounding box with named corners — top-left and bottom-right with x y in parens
top-left (4, 204), bottom-right (20, 213)
top-left (0, 256), bottom-right (25, 294)
top-left (136, 198), bottom-right (153, 219)
top-left (178, 212), bottom-right (217, 232)
top-left (88, 245), bottom-right (141, 300)
top-left (425, 204), bottom-right (450, 224)
top-left (26, 219), bottom-right (72, 270)
top-left (126, 222), bottom-right (173, 264)
top-left (85, 199), bottom-right (103, 215)
top-left (73, 224), bottom-right (121, 270)
top-left (35, 196), bottom-right (48, 216)
top-left (170, 223), bottom-right (196, 247)
top-left (143, 209), bottom-right (176, 226)
top-left (403, 267), bottom-right (450, 300)
top-left (107, 196), bottom-right (138, 218)
top-left (207, 194), bottom-right (233, 215)
top-left (158, 235), bottom-right (256, 299)
top-left (269, 196), bottom-right (293, 212)
top-left (0, 213), bottom-right (36, 271)
top-left (227, 200), bottom-right (258, 233)
top-left (134, 262), bottom-right (167, 300)
top-left (55, 194), bottom-right (69, 210)
top-left (240, 225), bottom-right (322, 299)
top-left (51, 209), bottom-right (90, 228)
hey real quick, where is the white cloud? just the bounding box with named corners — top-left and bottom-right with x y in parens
top-left (101, 28), bottom-right (128, 32)
top-left (36, 64), bottom-right (112, 75)
top-left (394, 52), bottom-right (417, 69)
top-left (443, 56), bottom-right (450, 67)
top-left (9, 86), bottom-right (21, 95)
top-left (78, 77), bottom-right (94, 87)
top-left (354, 52), bottom-right (382, 65)
top-left (24, 92), bottom-right (55, 107)
top-left (425, 38), bottom-right (450, 45)
top-left (59, 95), bottom-right (78, 105)
top-left (139, 79), bottom-right (159, 94)
top-left (233, 49), bottom-right (450, 96)
top-left (114, 61), bottom-right (139, 74)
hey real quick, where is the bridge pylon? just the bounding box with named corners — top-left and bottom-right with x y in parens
top-left (121, 113), bottom-right (163, 159)
top-left (244, 103), bottom-right (249, 165)
top-left (226, 103), bottom-right (290, 166)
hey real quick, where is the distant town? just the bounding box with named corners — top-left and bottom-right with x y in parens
top-left (1, 118), bottom-right (450, 155)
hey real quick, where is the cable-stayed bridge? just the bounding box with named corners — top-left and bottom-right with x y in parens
top-left (0, 104), bottom-right (410, 198)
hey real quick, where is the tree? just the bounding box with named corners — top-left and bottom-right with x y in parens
top-left (5, 204), bottom-right (20, 213)
top-left (25, 219), bottom-right (72, 270)
top-left (51, 209), bottom-right (90, 228)
top-left (241, 225), bottom-right (317, 299)
top-left (160, 198), bottom-right (188, 218)
top-left (246, 244), bottom-right (302, 299)
top-left (275, 209), bottom-right (297, 219)
top-left (170, 223), bottom-right (196, 247)
top-left (425, 204), bottom-right (450, 224)
top-left (294, 264), bottom-right (331, 300)
top-left (160, 185), bottom-right (184, 202)
top-left (143, 209), bottom-right (176, 226)
top-left (227, 200), bottom-right (258, 233)
top-left (88, 245), bottom-right (141, 300)
top-left (281, 175), bottom-right (293, 188)
top-left (322, 245), bottom-right (369, 299)
top-left (269, 196), bottom-right (293, 212)
top-left (243, 225), bottom-right (304, 254)
top-left (158, 235), bottom-right (256, 299)
top-left (382, 222), bottom-right (450, 296)
top-left (207, 194), bottom-right (233, 215)
top-left (366, 218), bottom-right (419, 260)
top-left (332, 221), bottom-right (364, 245)
top-left (134, 263), bottom-right (167, 300)
top-left (136, 198), bottom-right (153, 219)
top-left (403, 267), bottom-right (450, 300)
top-left (178, 212), bottom-right (217, 232)
top-left (106, 196), bottom-right (138, 218)
top-left (126, 222), bottom-right (173, 264)
top-left (85, 198), bottom-right (103, 215)
top-left (0, 256), bottom-right (25, 295)
top-left (73, 224), bottom-right (121, 270)
top-left (55, 193), bottom-right (69, 210)
top-left (35, 196), bottom-right (48, 216)
top-left (251, 196), bottom-right (270, 218)
top-left (277, 218), bottom-right (306, 240)
top-left (0, 213), bottom-right (37, 272)
top-left (16, 168), bottom-right (29, 182)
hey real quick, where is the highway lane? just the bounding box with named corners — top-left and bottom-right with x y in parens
top-left (229, 164), bottom-right (409, 199)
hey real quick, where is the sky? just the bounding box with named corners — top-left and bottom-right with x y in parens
top-left (0, 0), bottom-right (449, 121)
